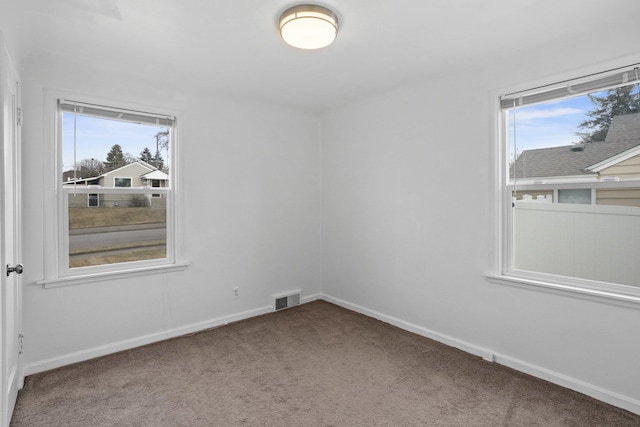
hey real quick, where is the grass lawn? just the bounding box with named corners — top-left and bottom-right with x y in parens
top-left (70, 247), bottom-right (166, 268)
top-left (69, 207), bottom-right (166, 229)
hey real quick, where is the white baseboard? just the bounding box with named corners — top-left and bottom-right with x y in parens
top-left (23, 293), bottom-right (325, 378)
top-left (301, 292), bottom-right (322, 305)
top-left (496, 354), bottom-right (640, 416)
top-left (21, 292), bottom-right (640, 416)
top-left (320, 294), bottom-right (640, 416)
top-left (23, 304), bottom-right (273, 377)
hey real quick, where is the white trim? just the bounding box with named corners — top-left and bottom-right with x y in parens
top-left (515, 199), bottom-right (640, 216)
top-left (493, 58), bottom-right (640, 310)
top-left (23, 302), bottom-right (271, 376)
top-left (23, 292), bottom-right (322, 375)
top-left (496, 353), bottom-right (640, 416)
top-left (18, 291), bottom-right (640, 415)
top-left (485, 273), bottom-right (640, 308)
top-left (512, 175), bottom-right (597, 185)
top-left (37, 262), bottom-right (190, 288)
top-left (43, 90), bottom-right (183, 283)
top-left (587, 145), bottom-right (640, 173)
top-left (63, 187), bottom-right (169, 194)
top-left (322, 295), bottom-right (488, 358)
top-left (511, 177), bottom-right (640, 189)
top-left (321, 294), bottom-right (640, 415)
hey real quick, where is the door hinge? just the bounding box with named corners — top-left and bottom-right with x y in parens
top-left (17, 107), bottom-right (23, 127)
top-left (18, 333), bottom-right (24, 354)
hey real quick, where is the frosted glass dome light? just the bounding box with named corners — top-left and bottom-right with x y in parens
top-left (279, 5), bottom-right (338, 50)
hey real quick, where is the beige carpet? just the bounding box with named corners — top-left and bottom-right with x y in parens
top-left (11, 300), bottom-right (640, 426)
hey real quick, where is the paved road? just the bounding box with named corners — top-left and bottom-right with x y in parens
top-left (69, 226), bottom-right (166, 252)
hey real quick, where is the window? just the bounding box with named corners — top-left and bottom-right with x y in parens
top-left (88, 193), bottom-right (99, 207)
top-left (58, 99), bottom-right (177, 276)
top-left (151, 179), bottom-right (161, 198)
top-left (114, 177), bottom-right (132, 187)
top-left (496, 64), bottom-right (640, 302)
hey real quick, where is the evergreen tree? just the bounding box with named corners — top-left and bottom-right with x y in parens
top-left (105, 144), bottom-right (127, 171)
top-left (578, 86), bottom-right (640, 142)
top-left (140, 147), bottom-right (154, 164)
top-left (153, 152), bottom-right (165, 170)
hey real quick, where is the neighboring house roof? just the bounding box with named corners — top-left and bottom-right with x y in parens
top-left (142, 169), bottom-right (169, 180)
top-left (62, 176), bottom-right (100, 185)
top-left (603, 113), bottom-right (640, 143)
top-left (104, 160), bottom-right (155, 176)
top-left (62, 160), bottom-right (158, 185)
top-left (62, 170), bottom-right (79, 182)
top-left (511, 113), bottom-right (640, 179)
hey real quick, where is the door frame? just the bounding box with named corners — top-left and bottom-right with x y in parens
top-left (0, 35), bottom-right (23, 427)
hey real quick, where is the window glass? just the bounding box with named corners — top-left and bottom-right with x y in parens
top-left (503, 69), bottom-right (640, 290)
top-left (558, 189), bottom-right (591, 204)
top-left (114, 177), bottom-right (132, 187)
top-left (61, 102), bottom-right (173, 271)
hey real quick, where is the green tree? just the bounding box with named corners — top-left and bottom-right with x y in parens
top-left (139, 147), bottom-right (154, 164)
top-left (140, 147), bottom-right (164, 169)
top-left (153, 152), bottom-right (165, 170)
top-left (578, 86), bottom-right (640, 142)
top-left (105, 144), bottom-right (127, 171)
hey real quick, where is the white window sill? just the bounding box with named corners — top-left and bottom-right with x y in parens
top-left (484, 273), bottom-right (640, 309)
top-left (37, 262), bottom-right (191, 289)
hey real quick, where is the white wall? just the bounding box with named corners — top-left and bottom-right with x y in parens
top-left (20, 53), bottom-right (322, 372)
top-left (15, 16), bottom-right (640, 416)
top-left (320, 42), bottom-right (640, 412)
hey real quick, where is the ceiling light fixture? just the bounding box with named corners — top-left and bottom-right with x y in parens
top-left (279, 4), bottom-right (338, 50)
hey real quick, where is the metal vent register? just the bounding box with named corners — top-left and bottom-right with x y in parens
top-left (274, 291), bottom-right (301, 311)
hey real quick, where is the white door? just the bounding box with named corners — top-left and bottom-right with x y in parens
top-left (0, 41), bottom-right (22, 427)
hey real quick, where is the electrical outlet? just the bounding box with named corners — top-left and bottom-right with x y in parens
top-left (232, 287), bottom-right (239, 299)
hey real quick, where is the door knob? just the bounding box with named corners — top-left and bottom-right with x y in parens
top-left (6, 264), bottom-right (23, 277)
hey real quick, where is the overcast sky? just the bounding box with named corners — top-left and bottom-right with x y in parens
top-left (62, 114), bottom-right (168, 172)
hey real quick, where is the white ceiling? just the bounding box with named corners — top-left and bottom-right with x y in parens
top-left (0, 0), bottom-right (637, 112)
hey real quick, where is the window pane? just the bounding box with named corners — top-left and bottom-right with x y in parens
top-left (114, 178), bottom-right (131, 187)
top-left (512, 201), bottom-right (640, 287)
top-left (62, 110), bottom-right (171, 270)
top-left (508, 82), bottom-right (640, 287)
top-left (509, 86), bottom-right (640, 186)
top-left (61, 114), bottom-right (170, 184)
top-left (558, 189), bottom-right (591, 204)
top-left (68, 193), bottom-right (166, 268)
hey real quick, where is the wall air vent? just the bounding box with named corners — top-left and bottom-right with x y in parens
top-left (273, 290), bottom-right (301, 311)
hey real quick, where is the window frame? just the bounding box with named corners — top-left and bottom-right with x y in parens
top-left (38, 91), bottom-right (188, 287)
top-left (88, 193), bottom-right (99, 207)
top-left (489, 62), bottom-right (640, 306)
top-left (151, 179), bottom-right (161, 198)
top-left (114, 177), bottom-right (132, 188)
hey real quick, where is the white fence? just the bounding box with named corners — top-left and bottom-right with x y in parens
top-left (513, 201), bottom-right (640, 287)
